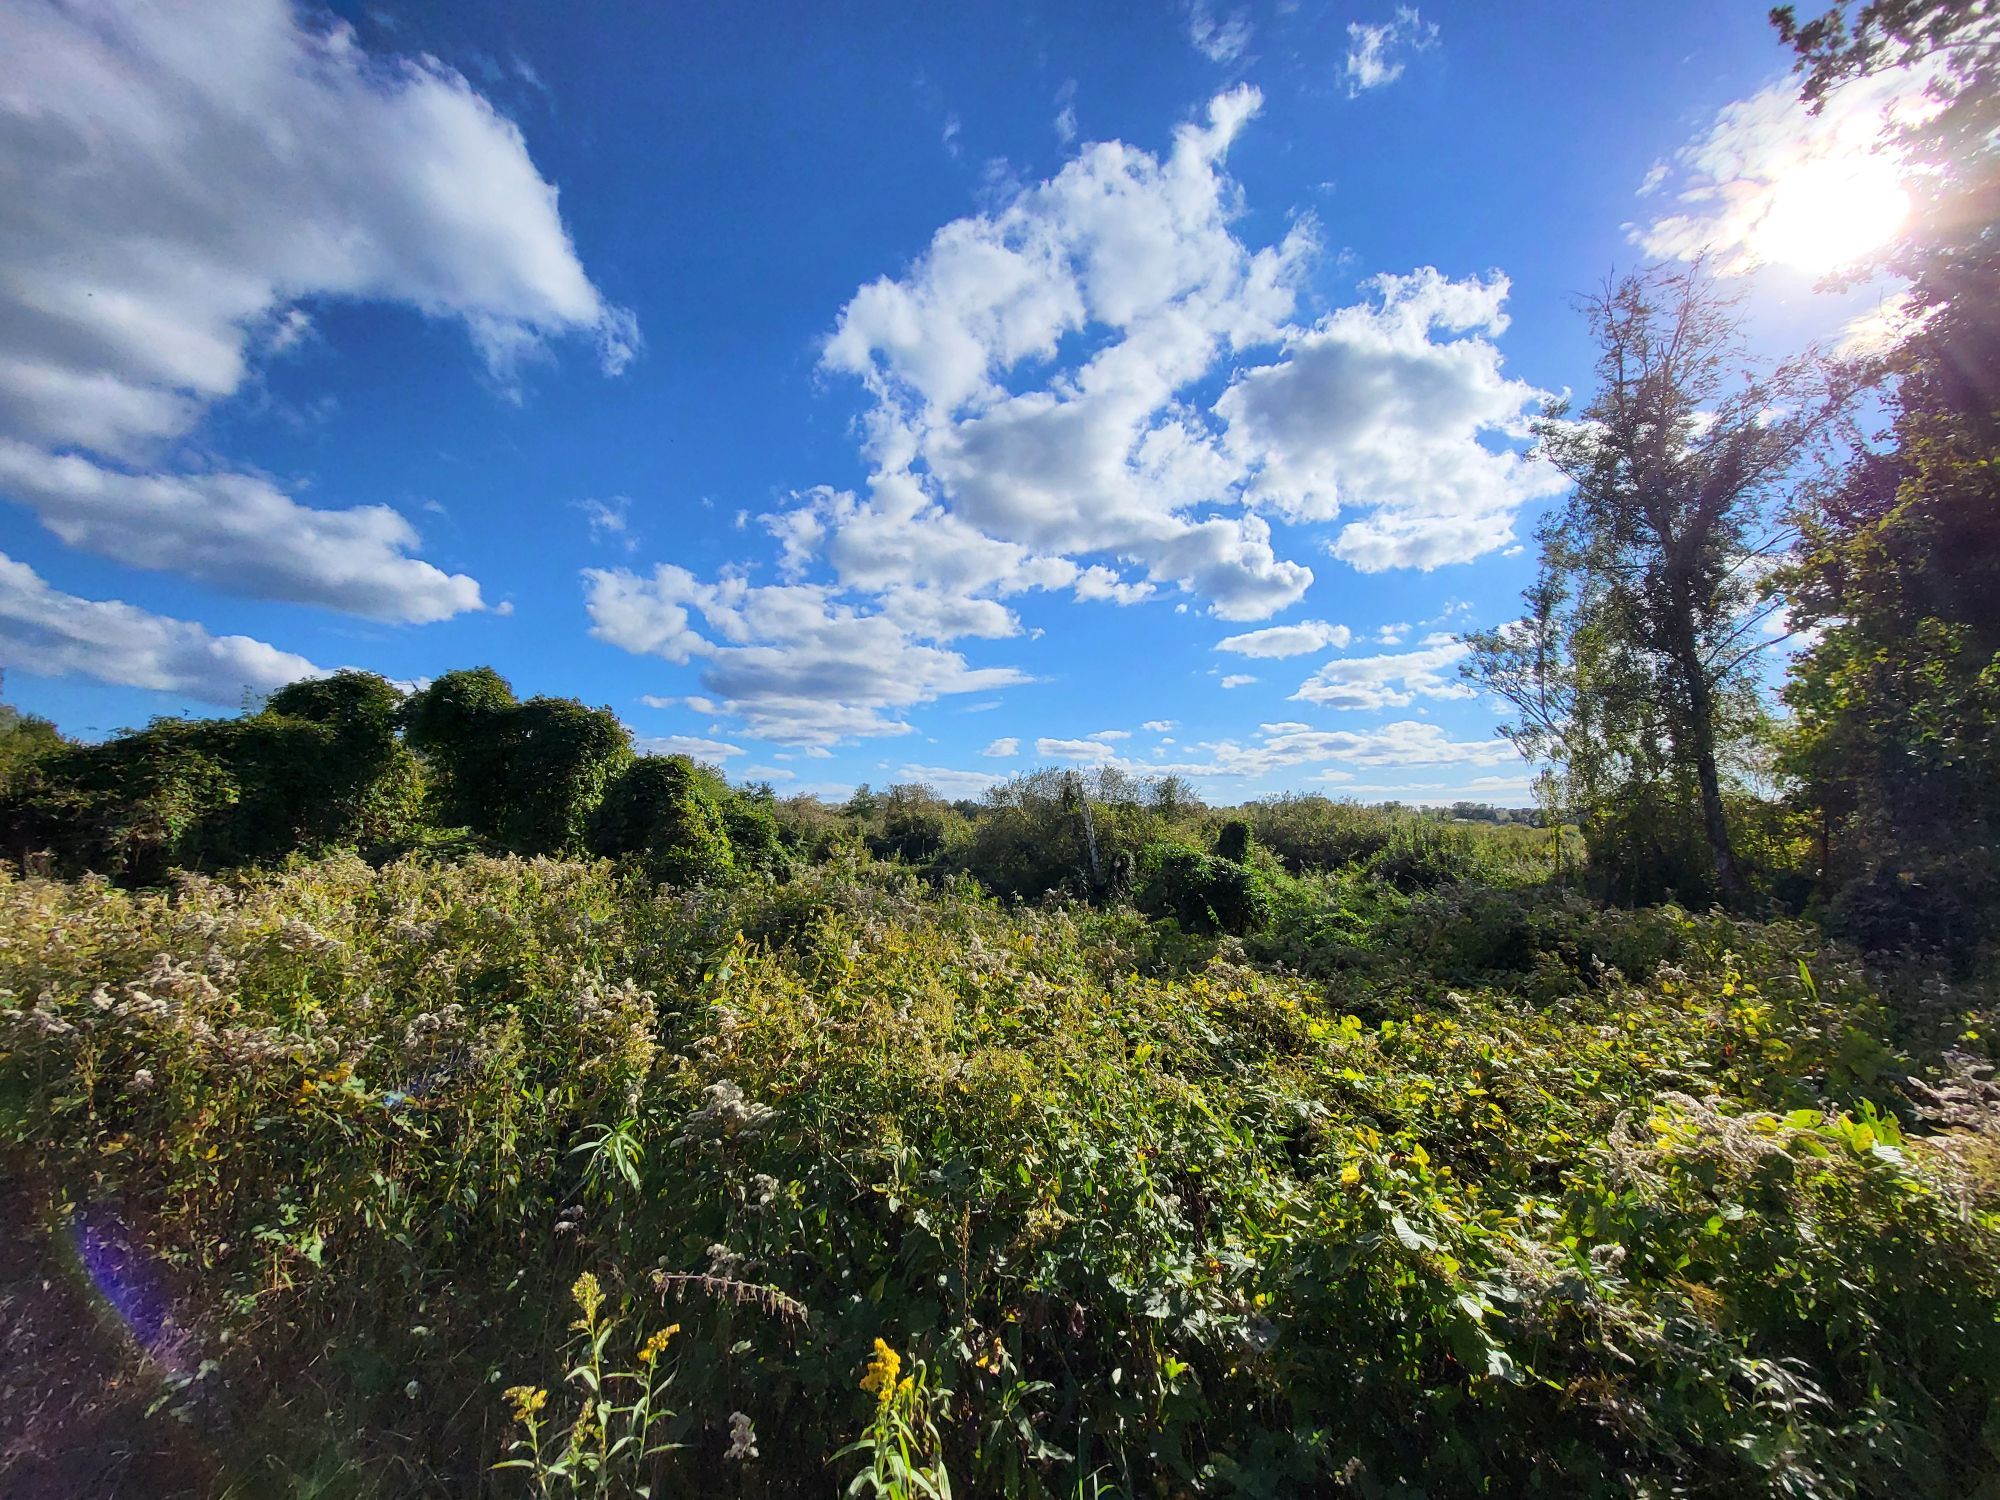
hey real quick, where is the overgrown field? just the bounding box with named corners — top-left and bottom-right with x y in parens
top-left (3, 854), bottom-right (1998, 1497)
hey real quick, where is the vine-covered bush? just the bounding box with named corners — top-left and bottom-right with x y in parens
top-left (593, 755), bottom-right (738, 887)
top-left (1134, 841), bottom-right (1269, 934)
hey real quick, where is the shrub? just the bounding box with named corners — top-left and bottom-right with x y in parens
top-left (1367, 817), bottom-right (1486, 892)
top-left (1244, 793), bottom-right (1402, 872)
top-left (1134, 840), bottom-right (1270, 935)
top-left (593, 755), bottom-right (736, 887)
top-left (867, 783), bottom-right (964, 865)
top-left (0, 719), bottom-right (239, 882)
top-left (1215, 818), bottom-right (1251, 864)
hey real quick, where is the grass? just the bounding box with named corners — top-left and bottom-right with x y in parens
top-left (1, 852), bottom-right (1996, 1497)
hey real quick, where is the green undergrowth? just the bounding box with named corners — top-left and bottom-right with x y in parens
top-left (2, 855), bottom-right (1997, 1497)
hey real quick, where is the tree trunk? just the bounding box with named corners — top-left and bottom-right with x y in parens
top-left (1673, 640), bottom-right (1749, 904)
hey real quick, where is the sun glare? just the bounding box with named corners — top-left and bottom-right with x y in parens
top-left (1751, 153), bottom-right (1910, 274)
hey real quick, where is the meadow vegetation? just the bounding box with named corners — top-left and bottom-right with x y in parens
top-left (1, 790), bottom-right (1997, 1495)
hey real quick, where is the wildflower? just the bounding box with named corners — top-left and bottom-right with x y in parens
top-left (725, 1410), bottom-right (759, 1460)
top-left (859, 1338), bottom-right (902, 1404)
top-left (675, 1080), bottom-right (777, 1146)
top-left (503, 1385), bottom-right (548, 1424)
top-left (569, 1398), bottom-right (598, 1452)
top-left (404, 1379), bottom-right (422, 1400)
top-left (570, 1271), bottom-right (604, 1330)
top-left (1340, 1162), bottom-right (1362, 1187)
top-left (130, 1068), bottom-right (155, 1092)
top-left (636, 1323), bottom-right (680, 1364)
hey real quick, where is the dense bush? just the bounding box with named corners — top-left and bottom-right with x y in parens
top-left (0, 692), bottom-right (62, 794)
top-left (1134, 840), bottom-right (1269, 935)
top-left (867, 783), bottom-right (967, 864)
top-left (593, 755), bottom-right (738, 887)
top-left (1243, 793), bottom-right (1401, 873)
top-left (4, 856), bottom-right (1993, 1497)
top-left (1366, 816), bottom-right (1488, 892)
top-left (0, 673), bottom-right (428, 880)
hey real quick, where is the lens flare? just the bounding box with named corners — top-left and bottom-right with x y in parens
top-left (69, 1203), bottom-right (182, 1363)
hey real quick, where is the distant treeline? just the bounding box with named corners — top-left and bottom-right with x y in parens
top-left (0, 668), bottom-right (786, 888)
top-left (0, 667), bottom-right (1555, 931)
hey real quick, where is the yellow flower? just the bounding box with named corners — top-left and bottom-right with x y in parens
top-left (569, 1398), bottom-right (597, 1451)
top-left (570, 1271), bottom-right (604, 1331)
top-left (503, 1385), bottom-right (548, 1424)
top-left (859, 1337), bottom-right (902, 1403)
top-left (636, 1323), bottom-right (680, 1364)
top-left (1340, 1162), bottom-right (1362, 1187)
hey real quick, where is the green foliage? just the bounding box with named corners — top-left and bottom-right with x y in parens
top-left (1464, 267), bottom-right (1854, 905)
top-left (401, 666), bottom-right (518, 834)
top-left (772, 791), bottom-right (861, 864)
top-left (1767, 2), bottom-right (2000, 958)
top-left (1213, 819), bottom-right (1250, 864)
top-left (0, 856), bottom-right (1994, 1497)
top-left (0, 687), bottom-right (63, 795)
top-left (493, 1271), bottom-right (685, 1495)
top-left (593, 755), bottom-right (736, 887)
top-left (1134, 841), bottom-right (1269, 935)
top-left (404, 671), bottom-right (632, 857)
top-left (1, 719), bottom-right (239, 881)
top-left (868, 784), bottom-right (966, 865)
top-left (501, 697), bottom-right (635, 857)
top-left (226, 671), bottom-right (422, 862)
top-left (1366, 817), bottom-right (1486, 893)
top-left (0, 673), bottom-right (424, 879)
top-left (1242, 794), bottom-right (1400, 873)
top-left (722, 786), bottom-right (792, 877)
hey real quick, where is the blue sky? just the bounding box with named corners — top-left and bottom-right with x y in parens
top-left (0, 0), bottom-right (1922, 803)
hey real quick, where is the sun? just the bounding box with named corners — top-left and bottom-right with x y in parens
top-left (1751, 152), bottom-right (1910, 274)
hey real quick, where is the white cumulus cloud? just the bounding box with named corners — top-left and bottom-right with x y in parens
top-left (1290, 638), bottom-right (1472, 711)
top-left (633, 734), bottom-right (745, 761)
top-left (1215, 268), bottom-right (1560, 570)
top-left (587, 90), bottom-right (1548, 746)
top-left (0, 0), bottom-right (633, 641)
top-left (0, 442), bottom-right (484, 622)
top-left (0, 550), bottom-right (321, 703)
top-left (895, 763), bottom-right (1003, 799)
top-left (0, 0), bottom-right (635, 456)
top-left (583, 565), bottom-right (1029, 746)
top-left (1215, 619), bottom-right (1352, 658)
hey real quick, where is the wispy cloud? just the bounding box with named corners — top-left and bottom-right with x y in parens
top-left (1345, 7), bottom-right (1439, 96)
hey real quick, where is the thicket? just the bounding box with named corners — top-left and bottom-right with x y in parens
top-left (2, 855), bottom-right (1995, 1497)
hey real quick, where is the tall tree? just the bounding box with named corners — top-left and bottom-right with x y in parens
top-left (1771, 1), bottom-right (2000, 953)
top-left (1465, 265), bottom-right (1852, 903)
top-left (0, 671), bottom-right (63, 795)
